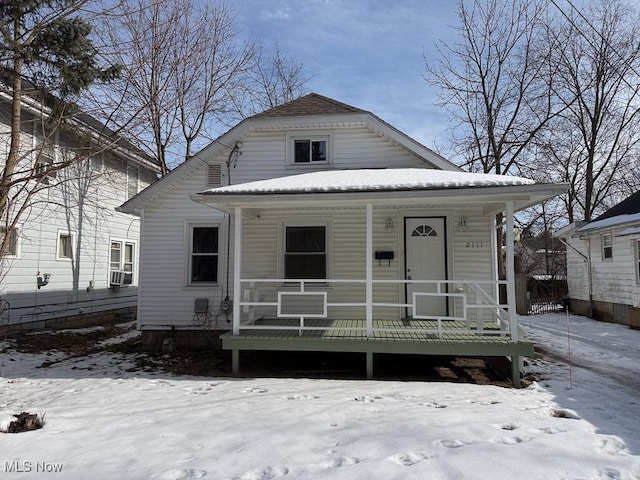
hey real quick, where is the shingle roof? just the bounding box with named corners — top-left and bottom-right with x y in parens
top-left (253, 93), bottom-right (369, 118)
top-left (593, 191), bottom-right (640, 221)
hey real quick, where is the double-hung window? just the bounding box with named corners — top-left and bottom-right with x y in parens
top-left (189, 226), bottom-right (219, 284)
top-left (57, 231), bottom-right (74, 260)
top-left (284, 225), bottom-right (327, 280)
top-left (602, 233), bottom-right (613, 260)
top-left (110, 240), bottom-right (135, 285)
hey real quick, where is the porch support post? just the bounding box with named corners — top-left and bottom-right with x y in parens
top-left (233, 207), bottom-right (242, 336)
top-left (505, 202), bottom-right (518, 343)
top-left (366, 352), bottom-right (373, 379)
top-left (366, 203), bottom-right (373, 337)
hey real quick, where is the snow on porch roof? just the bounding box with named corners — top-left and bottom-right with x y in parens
top-left (200, 168), bottom-right (535, 195)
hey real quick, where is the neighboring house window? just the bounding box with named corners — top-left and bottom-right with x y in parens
top-left (127, 165), bottom-right (139, 199)
top-left (602, 233), bottom-right (613, 260)
top-left (287, 133), bottom-right (331, 165)
top-left (90, 155), bottom-right (104, 173)
top-left (0, 226), bottom-right (18, 256)
top-left (57, 232), bottom-right (73, 259)
top-left (284, 225), bottom-right (327, 279)
top-left (35, 143), bottom-right (57, 184)
top-left (110, 240), bottom-right (135, 285)
top-left (189, 226), bottom-right (219, 283)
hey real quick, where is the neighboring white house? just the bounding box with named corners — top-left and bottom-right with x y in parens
top-left (119, 93), bottom-right (566, 383)
top-left (0, 83), bottom-right (161, 328)
top-left (556, 192), bottom-right (640, 329)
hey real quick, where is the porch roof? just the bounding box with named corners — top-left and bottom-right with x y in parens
top-left (192, 168), bottom-right (567, 214)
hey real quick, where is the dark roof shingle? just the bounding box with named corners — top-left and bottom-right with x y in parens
top-left (593, 191), bottom-right (640, 221)
top-left (253, 93), bottom-right (369, 118)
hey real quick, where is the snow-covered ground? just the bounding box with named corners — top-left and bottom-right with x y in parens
top-left (1, 313), bottom-right (639, 480)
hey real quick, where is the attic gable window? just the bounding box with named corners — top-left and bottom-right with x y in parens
top-left (287, 133), bottom-right (331, 166)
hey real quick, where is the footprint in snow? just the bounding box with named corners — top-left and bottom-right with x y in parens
top-left (501, 423), bottom-right (519, 431)
top-left (244, 387), bottom-right (268, 394)
top-left (434, 439), bottom-right (467, 449)
top-left (160, 468), bottom-right (207, 480)
top-left (489, 436), bottom-right (529, 445)
top-left (534, 426), bottom-right (566, 435)
top-left (598, 437), bottom-right (629, 456)
top-left (352, 395), bottom-right (381, 403)
top-left (598, 467), bottom-right (622, 479)
top-left (322, 457), bottom-right (359, 468)
top-left (388, 452), bottom-right (427, 466)
top-left (282, 394), bottom-right (319, 400)
top-left (419, 402), bottom-right (447, 409)
top-left (239, 466), bottom-right (288, 479)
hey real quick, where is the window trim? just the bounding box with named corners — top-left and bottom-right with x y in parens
top-left (185, 222), bottom-right (221, 287)
top-left (56, 230), bottom-right (75, 261)
top-left (279, 219), bottom-right (331, 284)
top-left (602, 233), bottom-right (613, 260)
top-left (109, 238), bottom-right (137, 286)
top-left (286, 131), bottom-right (332, 166)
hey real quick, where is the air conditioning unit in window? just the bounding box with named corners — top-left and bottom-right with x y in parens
top-left (110, 270), bottom-right (125, 287)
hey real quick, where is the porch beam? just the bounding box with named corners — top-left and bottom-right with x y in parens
top-left (233, 206), bottom-right (242, 335)
top-left (505, 201), bottom-right (518, 343)
top-left (366, 204), bottom-right (373, 337)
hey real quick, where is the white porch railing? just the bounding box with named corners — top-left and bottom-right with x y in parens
top-left (235, 278), bottom-right (515, 340)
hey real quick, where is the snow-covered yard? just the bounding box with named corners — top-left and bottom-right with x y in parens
top-left (1, 314), bottom-right (639, 479)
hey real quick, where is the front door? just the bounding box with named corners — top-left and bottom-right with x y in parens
top-left (405, 217), bottom-right (447, 318)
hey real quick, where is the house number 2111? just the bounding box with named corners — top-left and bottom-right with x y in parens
top-left (466, 242), bottom-right (484, 248)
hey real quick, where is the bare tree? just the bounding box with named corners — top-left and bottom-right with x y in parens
top-left (228, 43), bottom-right (311, 120)
top-left (97, 0), bottom-right (311, 174)
top-left (0, 0), bottom-right (120, 258)
top-left (425, 0), bottom-right (559, 276)
top-left (541, 0), bottom-right (640, 222)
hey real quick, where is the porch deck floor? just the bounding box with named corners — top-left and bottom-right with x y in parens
top-left (221, 319), bottom-right (534, 357)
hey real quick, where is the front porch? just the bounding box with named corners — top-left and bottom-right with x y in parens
top-left (221, 318), bottom-right (534, 383)
top-left (191, 169), bottom-right (566, 386)
top-left (222, 277), bottom-right (534, 385)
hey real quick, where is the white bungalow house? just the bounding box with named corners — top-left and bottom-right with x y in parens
top-left (119, 93), bottom-right (566, 384)
top-left (0, 81), bottom-right (161, 328)
top-left (555, 191), bottom-right (640, 328)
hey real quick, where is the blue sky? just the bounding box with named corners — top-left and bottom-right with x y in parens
top-left (233, 0), bottom-right (460, 155)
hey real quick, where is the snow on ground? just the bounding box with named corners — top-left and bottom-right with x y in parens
top-left (1, 313), bottom-right (639, 480)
